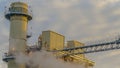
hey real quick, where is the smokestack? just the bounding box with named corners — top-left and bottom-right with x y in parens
top-left (5, 2), bottom-right (32, 68)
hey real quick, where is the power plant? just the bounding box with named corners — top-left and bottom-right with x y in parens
top-left (2, 1), bottom-right (120, 68)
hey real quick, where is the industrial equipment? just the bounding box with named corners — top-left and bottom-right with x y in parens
top-left (2, 53), bottom-right (15, 62)
top-left (52, 37), bottom-right (120, 57)
top-left (4, 2), bottom-right (32, 68)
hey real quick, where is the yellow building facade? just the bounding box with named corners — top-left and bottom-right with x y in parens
top-left (67, 40), bottom-right (85, 58)
top-left (41, 31), bottom-right (94, 68)
top-left (42, 30), bottom-right (65, 50)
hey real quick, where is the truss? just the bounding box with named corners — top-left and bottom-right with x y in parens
top-left (53, 38), bottom-right (120, 56)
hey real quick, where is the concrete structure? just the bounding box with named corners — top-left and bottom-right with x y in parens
top-left (67, 40), bottom-right (85, 57)
top-left (42, 30), bottom-right (65, 50)
top-left (67, 40), bottom-right (84, 48)
top-left (5, 2), bottom-right (32, 68)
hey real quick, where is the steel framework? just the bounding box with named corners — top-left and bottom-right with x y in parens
top-left (53, 38), bottom-right (120, 56)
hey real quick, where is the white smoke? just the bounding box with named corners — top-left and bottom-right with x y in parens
top-left (15, 50), bottom-right (85, 68)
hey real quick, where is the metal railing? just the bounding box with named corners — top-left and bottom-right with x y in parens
top-left (5, 7), bottom-right (33, 20)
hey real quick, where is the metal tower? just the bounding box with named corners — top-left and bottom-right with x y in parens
top-left (5, 2), bottom-right (32, 68)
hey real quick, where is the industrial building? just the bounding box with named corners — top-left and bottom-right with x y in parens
top-left (40, 31), bottom-right (94, 68)
top-left (67, 40), bottom-right (85, 57)
top-left (42, 30), bottom-right (65, 50)
top-left (3, 1), bottom-right (94, 68)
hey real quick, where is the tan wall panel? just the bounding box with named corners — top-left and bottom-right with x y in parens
top-left (42, 30), bottom-right (65, 50)
top-left (67, 40), bottom-right (85, 57)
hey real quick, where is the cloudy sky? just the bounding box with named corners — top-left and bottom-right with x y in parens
top-left (0, 0), bottom-right (120, 68)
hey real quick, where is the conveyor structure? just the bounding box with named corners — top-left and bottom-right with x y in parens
top-left (53, 37), bottom-right (120, 57)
